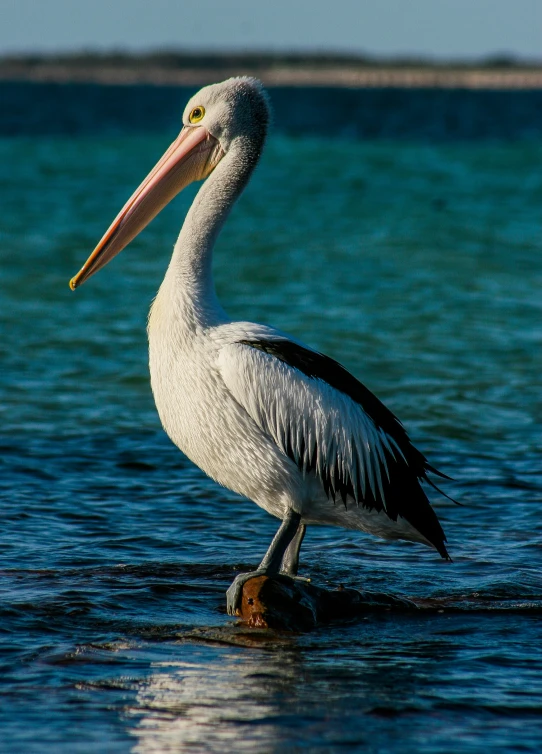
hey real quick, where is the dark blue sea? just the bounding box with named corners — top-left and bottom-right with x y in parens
top-left (1, 82), bottom-right (541, 753)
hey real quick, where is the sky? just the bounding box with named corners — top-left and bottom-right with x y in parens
top-left (1, 0), bottom-right (541, 60)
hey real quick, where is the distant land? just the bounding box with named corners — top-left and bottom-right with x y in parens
top-left (2, 51), bottom-right (542, 89)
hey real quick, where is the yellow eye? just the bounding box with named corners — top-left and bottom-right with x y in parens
top-left (189, 106), bottom-right (205, 124)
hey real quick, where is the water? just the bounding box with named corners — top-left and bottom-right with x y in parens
top-left (3, 82), bottom-right (542, 139)
top-left (1, 83), bottom-right (541, 753)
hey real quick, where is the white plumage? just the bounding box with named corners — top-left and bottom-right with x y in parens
top-left (71, 77), bottom-right (450, 614)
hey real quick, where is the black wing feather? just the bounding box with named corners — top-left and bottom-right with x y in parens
top-left (239, 338), bottom-right (451, 559)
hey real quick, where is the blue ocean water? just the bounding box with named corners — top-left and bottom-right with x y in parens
top-left (0, 82), bottom-right (541, 753)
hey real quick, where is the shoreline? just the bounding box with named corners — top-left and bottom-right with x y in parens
top-left (2, 63), bottom-right (542, 89)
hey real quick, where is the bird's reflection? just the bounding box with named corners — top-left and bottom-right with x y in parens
top-left (126, 625), bottom-right (457, 753)
top-left (127, 641), bottom-right (302, 753)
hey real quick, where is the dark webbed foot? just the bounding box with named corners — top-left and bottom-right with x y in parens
top-left (226, 570), bottom-right (268, 615)
top-left (226, 570), bottom-right (310, 616)
top-left (226, 509), bottom-right (302, 616)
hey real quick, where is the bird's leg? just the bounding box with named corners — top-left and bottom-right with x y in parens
top-left (279, 523), bottom-right (306, 576)
top-left (226, 508), bottom-right (301, 615)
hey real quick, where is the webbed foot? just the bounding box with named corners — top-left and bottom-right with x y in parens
top-left (226, 570), bottom-right (267, 616)
top-left (226, 509), bottom-right (304, 617)
top-left (226, 570), bottom-right (311, 616)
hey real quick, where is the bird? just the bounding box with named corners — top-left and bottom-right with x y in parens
top-left (70, 77), bottom-right (451, 615)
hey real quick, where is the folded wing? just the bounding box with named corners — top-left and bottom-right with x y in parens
top-left (217, 336), bottom-right (449, 558)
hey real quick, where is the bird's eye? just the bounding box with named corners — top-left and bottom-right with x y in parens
top-left (189, 106), bottom-right (205, 124)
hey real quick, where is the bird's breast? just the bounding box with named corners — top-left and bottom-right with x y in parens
top-left (147, 293), bottom-right (299, 515)
top-left (147, 293), bottom-right (217, 466)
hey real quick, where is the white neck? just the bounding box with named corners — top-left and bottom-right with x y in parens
top-left (158, 137), bottom-right (259, 327)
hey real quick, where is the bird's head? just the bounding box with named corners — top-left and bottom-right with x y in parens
top-left (69, 77), bottom-right (269, 290)
top-left (183, 77), bottom-right (270, 153)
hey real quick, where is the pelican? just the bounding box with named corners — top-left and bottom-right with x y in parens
top-left (70, 78), bottom-right (451, 615)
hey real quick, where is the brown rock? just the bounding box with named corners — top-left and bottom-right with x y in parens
top-left (235, 574), bottom-right (418, 631)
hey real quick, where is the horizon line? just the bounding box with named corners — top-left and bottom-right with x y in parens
top-left (1, 47), bottom-right (542, 68)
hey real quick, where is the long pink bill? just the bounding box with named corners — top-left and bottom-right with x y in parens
top-left (70, 125), bottom-right (222, 290)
